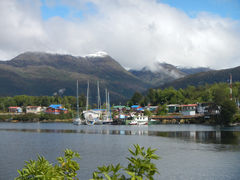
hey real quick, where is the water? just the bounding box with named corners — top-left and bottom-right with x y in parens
top-left (0, 123), bottom-right (240, 180)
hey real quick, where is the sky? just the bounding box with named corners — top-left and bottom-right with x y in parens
top-left (0, 0), bottom-right (240, 70)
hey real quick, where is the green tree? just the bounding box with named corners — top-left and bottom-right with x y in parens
top-left (156, 104), bottom-right (167, 115)
top-left (220, 99), bottom-right (237, 125)
top-left (144, 109), bottom-right (152, 117)
top-left (131, 92), bottom-right (143, 105)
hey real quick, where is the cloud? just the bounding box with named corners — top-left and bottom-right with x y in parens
top-left (0, 0), bottom-right (239, 70)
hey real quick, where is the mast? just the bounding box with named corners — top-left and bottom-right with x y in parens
top-left (86, 81), bottom-right (89, 111)
top-left (108, 91), bottom-right (111, 120)
top-left (76, 80), bottom-right (79, 118)
top-left (105, 89), bottom-right (108, 114)
top-left (230, 73), bottom-right (232, 100)
top-left (97, 81), bottom-right (101, 110)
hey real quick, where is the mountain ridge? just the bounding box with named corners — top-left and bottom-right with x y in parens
top-left (0, 52), bottom-right (151, 103)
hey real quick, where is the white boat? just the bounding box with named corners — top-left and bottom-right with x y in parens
top-left (129, 115), bottom-right (148, 125)
top-left (73, 80), bottom-right (82, 125)
top-left (84, 81), bottom-right (103, 125)
top-left (102, 89), bottom-right (113, 124)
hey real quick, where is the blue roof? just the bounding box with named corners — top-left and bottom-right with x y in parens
top-left (92, 109), bottom-right (106, 111)
top-left (49, 104), bottom-right (62, 109)
top-left (131, 105), bottom-right (140, 108)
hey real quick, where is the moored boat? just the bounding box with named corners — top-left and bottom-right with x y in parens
top-left (129, 115), bottom-right (148, 125)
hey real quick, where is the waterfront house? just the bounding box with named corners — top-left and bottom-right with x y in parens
top-left (45, 104), bottom-right (68, 114)
top-left (181, 104), bottom-right (197, 116)
top-left (8, 106), bottom-right (22, 113)
top-left (26, 106), bottom-right (43, 114)
top-left (197, 103), bottom-right (220, 115)
top-left (167, 104), bottom-right (180, 113)
top-left (131, 105), bottom-right (144, 112)
top-left (113, 105), bottom-right (130, 112)
top-left (145, 105), bottom-right (158, 112)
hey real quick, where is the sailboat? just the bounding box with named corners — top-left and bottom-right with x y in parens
top-left (84, 81), bottom-right (98, 125)
top-left (102, 89), bottom-right (113, 124)
top-left (73, 80), bottom-right (82, 125)
top-left (84, 81), bottom-right (103, 125)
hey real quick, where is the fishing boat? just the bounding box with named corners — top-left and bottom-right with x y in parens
top-left (73, 80), bottom-right (82, 125)
top-left (129, 115), bottom-right (148, 125)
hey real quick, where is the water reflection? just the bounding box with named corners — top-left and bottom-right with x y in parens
top-left (0, 128), bottom-right (239, 145)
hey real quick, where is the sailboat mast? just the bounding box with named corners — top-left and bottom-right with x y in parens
top-left (76, 80), bottom-right (79, 118)
top-left (108, 91), bottom-right (110, 119)
top-left (86, 81), bottom-right (89, 111)
top-left (105, 89), bottom-right (108, 113)
top-left (97, 81), bottom-right (100, 109)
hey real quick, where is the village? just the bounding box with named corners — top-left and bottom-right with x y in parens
top-left (5, 102), bottom-right (222, 125)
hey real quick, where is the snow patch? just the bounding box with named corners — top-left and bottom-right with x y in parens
top-left (85, 51), bottom-right (108, 58)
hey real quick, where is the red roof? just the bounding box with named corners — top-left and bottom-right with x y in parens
top-left (181, 104), bottom-right (197, 107)
top-left (9, 106), bottom-right (20, 109)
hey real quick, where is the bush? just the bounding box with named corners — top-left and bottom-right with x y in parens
top-left (15, 145), bottom-right (160, 180)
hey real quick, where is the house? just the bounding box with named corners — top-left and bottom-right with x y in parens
top-left (145, 105), bottom-right (158, 112)
top-left (131, 105), bottom-right (143, 112)
top-left (26, 106), bottom-right (43, 114)
top-left (113, 106), bottom-right (130, 112)
top-left (181, 104), bottom-right (197, 116)
top-left (45, 104), bottom-right (68, 114)
top-left (197, 103), bottom-right (220, 115)
top-left (167, 104), bottom-right (180, 113)
top-left (8, 106), bottom-right (22, 113)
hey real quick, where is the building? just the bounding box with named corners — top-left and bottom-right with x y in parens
top-left (26, 106), bottom-right (43, 114)
top-left (131, 105), bottom-right (144, 112)
top-left (167, 104), bottom-right (180, 113)
top-left (8, 106), bottom-right (22, 113)
top-left (145, 105), bottom-right (158, 112)
top-left (45, 104), bottom-right (68, 114)
top-left (113, 106), bottom-right (130, 112)
top-left (197, 103), bottom-right (220, 115)
top-left (181, 104), bottom-right (197, 116)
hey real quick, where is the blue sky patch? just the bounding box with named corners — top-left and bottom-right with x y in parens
top-left (159, 0), bottom-right (240, 19)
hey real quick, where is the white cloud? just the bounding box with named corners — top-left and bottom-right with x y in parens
top-left (0, 0), bottom-right (239, 70)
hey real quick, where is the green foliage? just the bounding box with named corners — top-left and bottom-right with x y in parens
top-left (16, 145), bottom-right (160, 180)
top-left (156, 105), bottom-right (167, 115)
top-left (130, 82), bottom-right (240, 108)
top-left (15, 149), bottom-right (80, 180)
top-left (0, 95), bottom-right (85, 112)
top-left (233, 113), bottom-right (240, 123)
top-left (143, 110), bottom-right (152, 117)
top-left (220, 99), bottom-right (237, 125)
top-left (91, 144), bottom-right (159, 180)
top-left (131, 92), bottom-right (143, 105)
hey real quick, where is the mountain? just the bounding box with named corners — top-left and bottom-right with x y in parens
top-left (161, 66), bottom-right (240, 89)
top-left (129, 62), bottom-right (186, 86)
top-left (0, 52), bottom-right (151, 103)
top-left (178, 67), bottom-right (212, 75)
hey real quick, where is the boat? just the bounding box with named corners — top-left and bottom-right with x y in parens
top-left (84, 81), bottom-right (103, 125)
top-left (102, 89), bottom-right (113, 124)
top-left (73, 80), bottom-right (82, 125)
top-left (129, 115), bottom-right (148, 125)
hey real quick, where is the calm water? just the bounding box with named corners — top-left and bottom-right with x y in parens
top-left (0, 123), bottom-right (240, 180)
